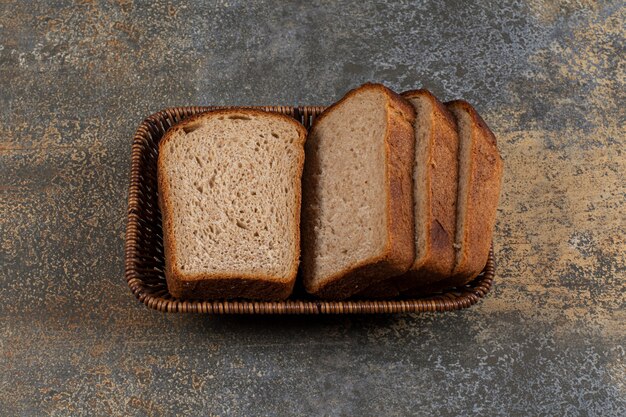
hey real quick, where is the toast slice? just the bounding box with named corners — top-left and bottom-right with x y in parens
top-left (157, 109), bottom-right (307, 300)
top-left (403, 100), bottom-right (503, 295)
top-left (354, 89), bottom-right (460, 298)
top-left (300, 83), bottom-right (416, 299)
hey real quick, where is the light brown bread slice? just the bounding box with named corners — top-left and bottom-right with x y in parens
top-left (403, 100), bottom-right (504, 295)
top-left (300, 83), bottom-right (416, 299)
top-left (157, 109), bottom-right (307, 300)
top-left (354, 89), bottom-right (460, 298)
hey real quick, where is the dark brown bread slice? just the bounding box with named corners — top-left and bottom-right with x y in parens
top-left (300, 83), bottom-right (416, 299)
top-left (158, 109), bottom-right (307, 300)
top-left (354, 89), bottom-right (460, 299)
top-left (445, 100), bottom-right (503, 285)
top-left (402, 100), bottom-right (504, 295)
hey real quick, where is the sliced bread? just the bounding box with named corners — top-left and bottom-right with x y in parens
top-left (354, 89), bottom-right (460, 298)
top-left (404, 100), bottom-right (503, 295)
top-left (300, 83), bottom-right (416, 299)
top-left (445, 100), bottom-right (503, 285)
top-left (157, 109), bottom-right (307, 300)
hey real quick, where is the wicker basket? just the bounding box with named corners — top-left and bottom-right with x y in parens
top-left (124, 106), bottom-right (495, 314)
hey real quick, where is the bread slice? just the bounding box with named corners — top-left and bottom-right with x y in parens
top-left (354, 89), bottom-right (460, 298)
top-left (300, 83), bottom-right (416, 299)
top-left (403, 100), bottom-right (503, 295)
top-left (445, 100), bottom-right (503, 284)
top-left (157, 109), bottom-right (307, 300)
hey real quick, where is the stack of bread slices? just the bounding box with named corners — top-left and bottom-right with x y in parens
top-left (157, 83), bottom-right (503, 300)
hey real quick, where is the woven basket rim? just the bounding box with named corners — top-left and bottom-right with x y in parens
top-left (124, 105), bottom-right (496, 314)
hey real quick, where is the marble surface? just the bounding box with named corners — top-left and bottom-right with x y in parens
top-left (1, 1), bottom-right (624, 416)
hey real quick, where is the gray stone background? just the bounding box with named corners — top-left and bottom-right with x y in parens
top-left (1, 1), bottom-right (624, 416)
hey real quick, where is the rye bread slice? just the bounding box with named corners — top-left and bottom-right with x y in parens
top-left (157, 109), bottom-right (307, 300)
top-left (300, 83), bottom-right (416, 299)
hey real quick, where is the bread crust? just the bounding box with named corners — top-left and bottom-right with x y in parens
top-left (301, 83), bottom-right (416, 299)
top-left (158, 108), bottom-right (307, 300)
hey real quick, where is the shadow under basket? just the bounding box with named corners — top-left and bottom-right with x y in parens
top-left (125, 106), bottom-right (496, 314)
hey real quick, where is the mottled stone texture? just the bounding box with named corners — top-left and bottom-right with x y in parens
top-left (1, 0), bottom-right (624, 416)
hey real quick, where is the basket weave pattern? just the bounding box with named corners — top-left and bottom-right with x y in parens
top-left (125, 106), bottom-right (495, 314)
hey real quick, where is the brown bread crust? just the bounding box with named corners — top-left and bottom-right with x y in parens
top-left (302, 83), bottom-right (416, 299)
top-left (158, 108), bottom-right (307, 300)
